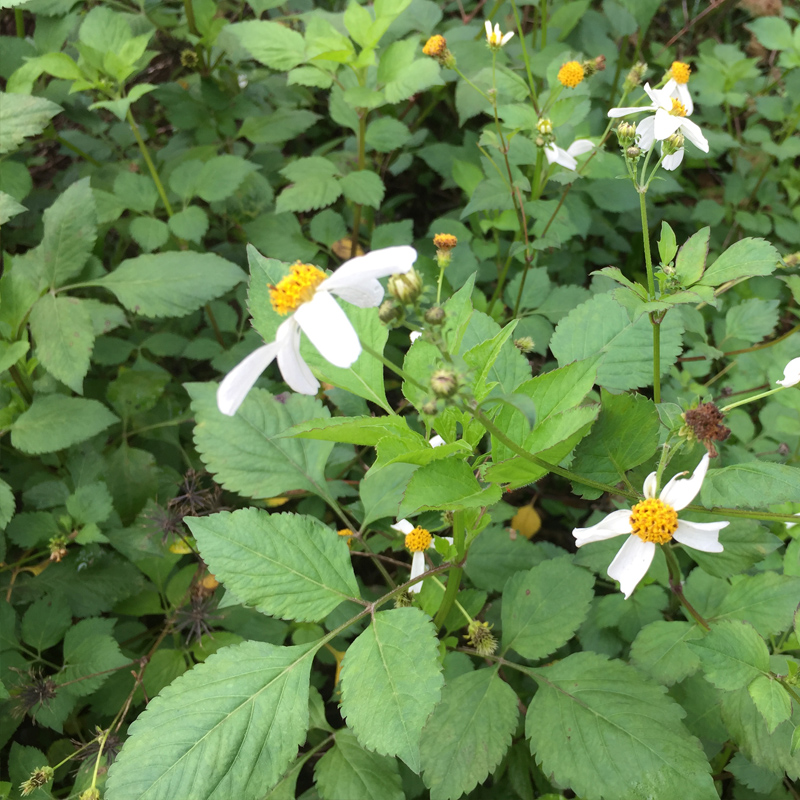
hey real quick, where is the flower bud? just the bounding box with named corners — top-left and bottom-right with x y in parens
top-left (20, 767), bottom-right (54, 796)
top-left (378, 300), bottom-right (399, 323)
top-left (421, 400), bottom-right (439, 416)
top-left (662, 131), bottom-right (684, 156)
top-left (388, 268), bottom-right (422, 305)
top-left (625, 145), bottom-right (642, 161)
top-left (80, 790), bottom-right (101, 800)
top-left (430, 368), bottom-right (459, 398)
top-left (180, 49), bottom-right (199, 69)
top-left (624, 61), bottom-right (647, 89)
top-left (424, 306), bottom-right (446, 326)
top-left (536, 117), bottom-right (553, 136)
top-left (616, 121), bottom-right (637, 147)
top-left (514, 336), bottom-right (535, 353)
top-left (784, 252), bottom-right (800, 268)
top-left (48, 535), bottom-right (68, 562)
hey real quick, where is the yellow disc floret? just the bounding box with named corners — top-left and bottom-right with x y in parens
top-left (269, 262), bottom-right (327, 315)
top-left (433, 233), bottom-right (458, 250)
top-left (405, 526), bottom-right (432, 553)
top-left (423, 35), bottom-right (447, 58)
top-left (558, 61), bottom-right (585, 88)
top-left (629, 498), bottom-right (678, 544)
top-left (669, 98), bottom-right (687, 117)
top-left (670, 61), bottom-right (691, 84)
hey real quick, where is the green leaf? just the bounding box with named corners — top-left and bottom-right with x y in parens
top-left (365, 117), bottom-right (411, 152)
top-left (701, 462), bottom-right (800, 508)
top-left (187, 382), bottom-right (335, 502)
top-left (712, 572), bottom-right (800, 636)
top-left (526, 652), bottom-right (717, 800)
top-left (309, 209), bottom-right (347, 246)
top-left (748, 17), bottom-right (794, 50)
top-left (419, 668), bottom-right (519, 800)
top-left (287, 415), bottom-right (424, 447)
top-left (657, 222), bottom-right (677, 265)
top-left (747, 675), bottom-right (792, 733)
top-left (688, 619), bottom-right (769, 691)
top-left (92, 252), bottom-right (245, 318)
top-left (699, 238), bottom-right (780, 287)
top-left (167, 206), bottom-right (209, 243)
top-left (107, 369), bottom-right (169, 418)
top-left (239, 109), bottom-right (320, 145)
top-left (275, 177), bottom-right (342, 214)
top-left (227, 20), bottom-right (306, 70)
top-left (315, 729), bottom-right (404, 800)
top-left (0, 477), bottom-right (14, 532)
top-left (21, 597), bottom-right (72, 651)
top-left (340, 607), bottom-right (444, 773)
top-left (39, 178), bottom-right (98, 288)
top-left (187, 510), bottom-right (360, 622)
top-left (501, 558), bottom-right (594, 660)
top-left (630, 621), bottom-right (703, 685)
top-left (378, 41), bottom-right (442, 103)
top-left (129, 217), bottom-right (170, 252)
top-left (194, 155), bottom-right (259, 203)
top-left (0, 190), bottom-right (26, 224)
top-left (340, 171), bottom-right (385, 209)
top-left (687, 519), bottom-right (781, 579)
top-left (723, 298), bottom-right (779, 344)
top-left (106, 641), bottom-right (316, 800)
top-left (11, 396), bottom-right (118, 455)
top-left (463, 526), bottom-right (549, 592)
top-left (29, 295), bottom-right (95, 393)
top-left (726, 752), bottom-right (782, 794)
top-left (66, 482), bottom-right (114, 526)
top-left (105, 444), bottom-right (159, 524)
top-left (399, 459), bottom-right (502, 517)
top-left (571, 390), bottom-right (659, 499)
top-left (674, 227), bottom-right (709, 287)
top-left (0, 91), bottom-right (61, 154)
top-left (61, 618), bottom-right (128, 697)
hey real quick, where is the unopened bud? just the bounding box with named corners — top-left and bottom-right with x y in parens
top-left (662, 131), bottom-right (684, 155)
top-left (466, 620), bottom-right (497, 657)
top-left (626, 145), bottom-right (642, 161)
top-left (180, 49), bottom-right (199, 69)
top-left (784, 252), bottom-right (800, 268)
top-left (48, 535), bottom-right (68, 562)
top-left (424, 306), bottom-right (446, 326)
top-left (378, 300), bottom-right (399, 323)
top-left (537, 117), bottom-right (553, 136)
top-left (514, 336), bottom-right (535, 353)
top-left (421, 400), bottom-right (439, 416)
top-left (616, 121), bottom-right (636, 147)
top-left (80, 790), bottom-right (101, 800)
top-left (624, 61), bottom-right (647, 89)
top-left (388, 269), bottom-right (422, 305)
top-left (20, 767), bottom-right (54, 796)
top-left (430, 368), bottom-right (459, 399)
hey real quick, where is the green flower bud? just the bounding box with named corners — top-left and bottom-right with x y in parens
top-left (388, 268), bottom-right (423, 305)
top-left (378, 300), bottom-right (399, 324)
top-left (424, 306), bottom-right (446, 325)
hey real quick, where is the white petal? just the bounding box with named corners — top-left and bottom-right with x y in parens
top-left (328, 277), bottom-right (384, 308)
top-left (545, 144), bottom-right (577, 170)
top-left (777, 357), bottom-right (800, 387)
top-left (608, 106), bottom-right (643, 118)
top-left (673, 519), bottom-right (727, 553)
top-left (501, 31), bottom-right (514, 44)
top-left (677, 83), bottom-right (693, 115)
top-left (643, 83), bottom-right (661, 106)
top-left (663, 78), bottom-right (678, 96)
top-left (573, 509), bottom-right (632, 546)
top-left (216, 342), bottom-right (279, 416)
top-left (409, 331), bottom-right (421, 343)
top-left (493, 23), bottom-right (501, 38)
top-left (391, 519), bottom-right (415, 535)
top-left (320, 245), bottom-right (417, 293)
top-left (607, 536), bottom-right (656, 599)
top-left (441, 536), bottom-right (454, 545)
top-left (642, 471), bottom-right (658, 499)
top-left (680, 118), bottom-right (708, 152)
top-left (429, 435), bottom-right (445, 447)
top-left (632, 117), bottom-right (653, 154)
top-left (408, 550), bottom-right (426, 593)
top-left (566, 139), bottom-right (594, 157)
top-left (659, 453), bottom-right (710, 511)
top-left (654, 108), bottom-right (683, 140)
top-left (275, 319), bottom-right (319, 394)
top-left (294, 291), bottom-right (361, 369)
top-left (485, 20), bottom-right (493, 39)
top-left (661, 147), bottom-right (684, 171)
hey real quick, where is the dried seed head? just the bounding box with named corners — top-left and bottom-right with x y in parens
top-left (20, 767), bottom-right (54, 796)
top-left (682, 402), bottom-right (731, 457)
top-left (624, 61), bottom-right (648, 89)
top-left (514, 336), bottom-right (535, 353)
top-left (466, 620), bottom-right (497, 656)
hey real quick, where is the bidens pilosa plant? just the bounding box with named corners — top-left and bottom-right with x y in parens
top-left (2, 1), bottom-right (800, 800)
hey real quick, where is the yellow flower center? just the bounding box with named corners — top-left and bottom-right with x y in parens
top-left (433, 233), bottom-right (458, 250)
top-left (629, 498), bottom-right (678, 544)
top-left (337, 529), bottom-right (352, 536)
top-left (405, 526), bottom-right (432, 553)
top-left (670, 61), bottom-right (691, 84)
top-left (269, 262), bottom-right (327, 316)
top-left (669, 98), bottom-right (687, 117)
top-left (557, 61), bottom-right (585, 88)
top-left (423, 35), bottom-right (447, 58)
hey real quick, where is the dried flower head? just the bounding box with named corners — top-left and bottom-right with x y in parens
top-left (11, 667), bottom-right (58, 719)
top-left (20, 767), bottom-right (54, 796)
top-left (624, 61), bottom-right (648, 89)
top-left (433, 233), bottom-right (458, 251)
top-left (466, 620), bottom-right (498, 656)
top-left (682, 402), bottom-right (731, 457)
top-left (174, 595), bottom-right (223, 644)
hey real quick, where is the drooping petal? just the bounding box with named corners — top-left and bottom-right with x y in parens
top-left (636, 115), bottom-right (656, 152)
top-left (294, 291), bottom-right (361, 369)
top-left (544, 144), bottom-right (577, 170)
top-left (654, 108), bottom-right (683, 140)
top-left (661, 147), bottom-right (684, 171)
top-left (660, 453), bottom-right (710, 511)
top-left (573, 509), bottom-right (633, 546)
top-left (566, 139), bottom-right (595, 157)
top-left (408, 550), bottom-right (427, 593)
top-left (320, 245), bottom-right (417, 292)
top-left (328, 277), bottom-right (384, 308)
top-left (216, 342), bottom-right (279, 416)
top-left (607, 535), bottom-right (656, 599)
top-left (642, 471), bottom-right (658, 499)
top-left (777, 357), bottom-right (800, 387)
top-left (275, 319), bottom-right (319, 395)
top-left (680, 118), bottom-right (708, 152)
top-left (642, 83), bottom-right (661, 106)
top-left (677, 82), bottom-right (693, 115)
top-left (391, 519), bottom-right (415, 535)
top-left (608, 106), bottom-right (644, 118)
top-left (501, 30), bottom-right (514, 44)
top-left (673, 519), bottom-right (727, 553)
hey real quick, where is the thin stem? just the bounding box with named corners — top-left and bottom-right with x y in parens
top-left (53, 134), bottom-right (103, 166)
top-left (509, 0), bottom-right (539, 112)
top-left (127, 109), bottom-right (173, 217)
top-left (652, 314), bottom-right (661, 404)
top-left (663, 545), bottom-right (710, 630)
top-left (15, 8), bottom-right (24, 36)
top-left (721, 385), bottom-right (784, 414)
top-left (639, 191), bottom-right (661, 402)
top-left (183, 0), bottom-right (199, 35)
top-left (205, 304), bottom-right (226, 348)
top-left (430, 575), bottom-right (473, 625)
top-left (350, 111), bottom-right (368, 257)
top-left (9, 364), bottom-right (33, 404)
top-left (360, 341), bottom-right (427, 392)
top-left (433, 567), bottom-right (463, 631)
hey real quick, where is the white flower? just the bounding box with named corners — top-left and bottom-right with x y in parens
top-left (777, 356), bottom-right (800, 387)
top-left (572, 454), bottom-right (727, 599)
top-left (544, 139), bottom-right (594, 171)
top-left (665, 61), bottom-right (693, 115)
top-left (485, 20), bottom-right (514, 48)
top-left (391, 519), bottom-right (453, 594)
top-left (608, 83), bottom-right (708, 163)
top-left (217, 246), bottom-right (417, 415)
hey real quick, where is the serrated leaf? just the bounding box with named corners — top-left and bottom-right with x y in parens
top-left (168, 206), bottom-right (209, 243)
top-left (21, 597), bottom-right (72, 651)
top-left (187, 382), bottom-right (335, 502)
top-left (228, 20), bottom-right (307, 70)
top-left (699, 238), bottom-right (780, 286)
top-left (726, 751), bottom-right (782, 794)
top-left (674, 227), bottom-right (709, 287)
top-left (419, 668), bottom-right (518, 800)
top-left (688, 519), bottom-right (781, 579)
top-left (129, 216), bottom-right (169, 252)
top-left (29, 294), bottom-right (95, 393)
top-left (66, 482), bottom-right (114, 526)
top-left (747, 675), bottom-right (792, 733)
top-left (501, 558), bottom-right (594, 660)
top-left (0, 91), bottom-right (61, 154)
top-left (340, 607), bottom-right (444, 773)
top-left (340, 171), bottom-right (385, 208)
top-left (630, 620), bottom-right (703, 685)
top-left (106, 641), bottom-right (316, 800)
top-left (526, 652), bottom-right (717, 800)
top-left (187, 510), bottom-right (360, 622)
top-left (0, 477), bottom-right (14, 531)
top-left (287, 415), bottom-right (423, 446)
top-left (11, 396), bottom-right (118, 455)
top-left (61, 618), bottom-right (128, 697)
top-left (701, 461), bottom-right (800, 509)
top-left (688, 619), bottom-right (769, 691)
top-left (713, 572), bottom-right (800, 636)
top-left (0, 190), bottom-right (26, 224)
top-left (275, 176), bottom-right (342, 214)
top-left (195, 155), bottom-right (259, 203)
top-left (239, 109), bottom-right (320, 145)
top-left (724, 298), bottom-right (779, 344)
top-left (315, 729), bottom-right (404, 800)
top-left (92, 252), bottom-right (245, 318)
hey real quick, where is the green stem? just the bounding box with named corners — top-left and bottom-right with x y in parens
top-left (183, 0), bottom-right (199, 35)
top-left (127, 109), bottom-right (173, 217)
top-left (9, 364), bottom-right (33, 405)
top-left (53, 134), bottom-right (103, 167)
top-left (360, 341), bottom-right (427, 392)
top-left (15, 8), bottom-right (24, 36)
top-left (452, 66), bottom-right (489, 101)
top-left (541, 0), bottom-right (548, 47)
top-left (663, 545), bottom-right (710, 630)
top-left (780, 680), bottom-right (800, 706)
top-left (721, 385), bottom-right (785, 414)
top-left (639, 191), bottom-right (661, 402)
top-left (652, 313), bottom-right (661, 403)
top-left (350, 111), bottom-right (367, 257)
top-left (509, 0), bottom-right (539, 112)
top-left (430, 576), bottom-right (473, 625)
top-left (205, 303), bottom-right (226, 348)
